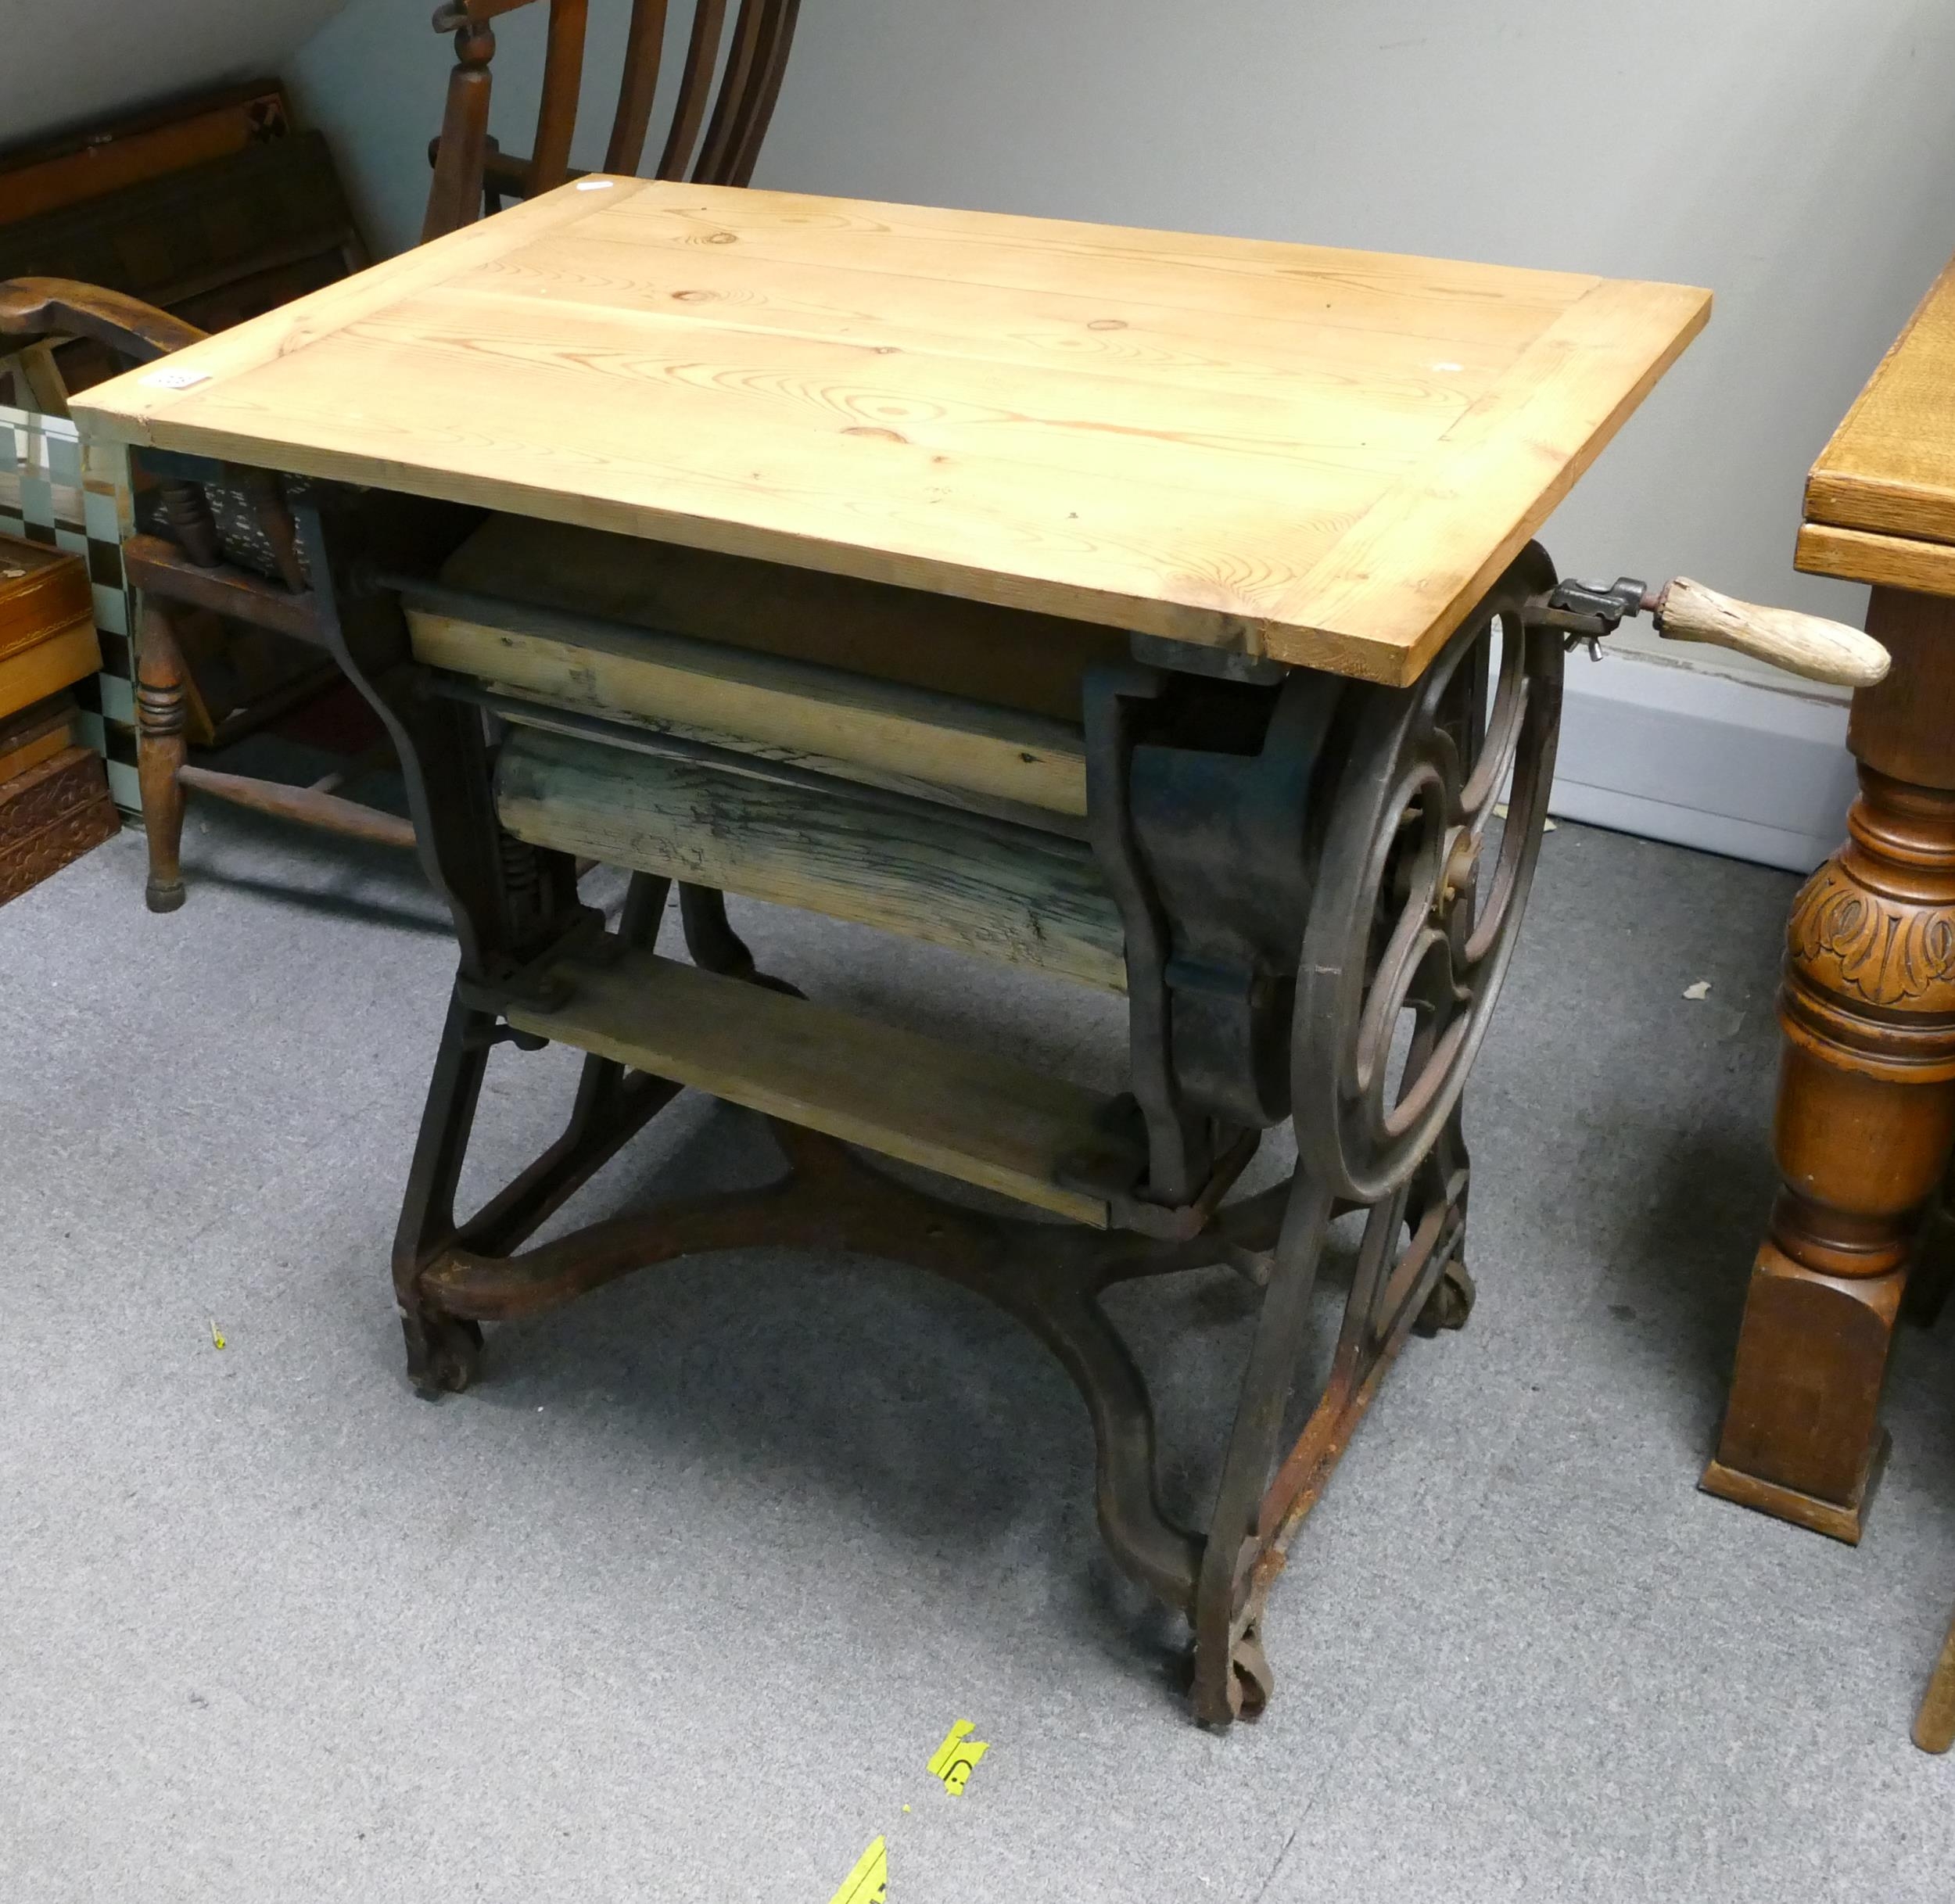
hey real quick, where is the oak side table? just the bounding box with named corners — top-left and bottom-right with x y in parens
top-left (1705, 252), bottom-right (1955, 1541)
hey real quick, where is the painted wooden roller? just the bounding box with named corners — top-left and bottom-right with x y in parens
top-left (495, 723), bottom-right (1128, 991)
top-left (405, 511), bottom-right (1117, 833)
top-left (408, 590), bottom-right (1091, 830)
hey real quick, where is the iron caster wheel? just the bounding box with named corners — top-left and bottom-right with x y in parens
top-left (404, 1312), bottom-right (483, 1394)
top-left (1229, 1624), bottom-right (1275, 1723)
top-left (1414, 1257), bottom-right (1476, 1336)
top-left (1186, 1621), bottom-right (1276, 1727)
top-left (1191, 1622), bottom-right (1277, 1727)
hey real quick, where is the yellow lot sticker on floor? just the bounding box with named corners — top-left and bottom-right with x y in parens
top-left (927, 1720), bottom-right (988, 1796)
top-left (827, 1835), bottom-right (887, 1904)
top-left (822, 1719), bottom-right (990, 1898)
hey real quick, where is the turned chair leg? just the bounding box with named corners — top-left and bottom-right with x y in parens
top-left (135, 602), bottom-right (189, 913)
top-left (1914, 1601), bottom-right (1955, 1752)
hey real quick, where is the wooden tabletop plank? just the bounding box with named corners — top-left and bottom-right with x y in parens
top-left (463, 231), bottom-right (1526, 407)
top-left (73, 180), bottom-right (1707, 683)
top-left (1804, 253), bottom-right (1955, 553)
top-left (109, 315), bottom-right (1366, 649)
top-left (588, 188), bottom-right (1593, 345)
top-left (352, 286), bottom-right (1436, 500)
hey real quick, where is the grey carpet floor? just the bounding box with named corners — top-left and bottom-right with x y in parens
top-left (4, 805), bottom-right (1954, 1903)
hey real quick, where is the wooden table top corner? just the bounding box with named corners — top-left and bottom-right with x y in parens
top-left (73, 178), bottom-right (1709, 684)
top-left (1795, 248), bottom-right (1955, 601)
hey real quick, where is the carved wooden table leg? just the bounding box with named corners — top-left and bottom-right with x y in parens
top-left (1705, 587), bottom-right (1955, 1540)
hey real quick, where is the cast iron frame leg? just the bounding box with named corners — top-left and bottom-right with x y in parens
top-left (1413, 1106), bottom-right (1475, 1336)
top-left (1190, 1172), bottom-right (1335, 1725)
top-left (393, 988), bottom-right (495, 1391)
top-left (393, 871), bottom-right (682, 1392)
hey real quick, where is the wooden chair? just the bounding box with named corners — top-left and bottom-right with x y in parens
top-left (0, 3), bottom-right (802, 911)
top-left (0, 279), bottom-right (420, 910)
top-left (423, 0), bottom-right (803, 239)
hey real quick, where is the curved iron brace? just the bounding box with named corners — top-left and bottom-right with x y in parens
top-left (420, 1118), bottom-right (1291, 1619)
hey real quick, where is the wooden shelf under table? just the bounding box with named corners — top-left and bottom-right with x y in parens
top-left (502, 946), bottom-right (1128, 1227)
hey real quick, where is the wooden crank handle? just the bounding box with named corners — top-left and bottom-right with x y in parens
top-left (1650, 577), bottom-right (1889, 689)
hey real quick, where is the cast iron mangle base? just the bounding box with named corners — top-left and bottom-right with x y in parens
top-left (393, 942), bottom-right (1476, 1729)
top-left (371, 550), bottom-right (1562, 1730)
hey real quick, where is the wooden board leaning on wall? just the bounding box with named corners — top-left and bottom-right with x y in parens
top-left (0, 81), bottom-right (292, 229)
top-left (0, 130), bottom-right (366, 397)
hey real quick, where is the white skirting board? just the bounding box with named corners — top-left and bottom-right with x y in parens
top-left (1549, 651), bottom-right (1855, 875)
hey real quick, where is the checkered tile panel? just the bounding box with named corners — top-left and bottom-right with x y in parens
top-left (0, 404), bottom-right (141, 817)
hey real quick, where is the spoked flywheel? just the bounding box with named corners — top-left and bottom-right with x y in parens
top-left (1293, 543), bottom-right (1564, 1204)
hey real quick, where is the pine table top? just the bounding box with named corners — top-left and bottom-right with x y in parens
top-left (74, 179), bottom-right (1709, 683)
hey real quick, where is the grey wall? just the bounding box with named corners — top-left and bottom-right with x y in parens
top-left (1, 0), bottom-right (349, 149)
top-left (289, 0), bottom-right (1955, 656)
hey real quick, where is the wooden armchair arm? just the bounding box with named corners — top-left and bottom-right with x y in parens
top-left (0, 276), bottom-right (307, 593)
top-left (0, 276), bottom-right (206, 365)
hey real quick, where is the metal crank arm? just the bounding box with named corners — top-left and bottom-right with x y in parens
top-left (1532, 575), bottom-right (1889, 688)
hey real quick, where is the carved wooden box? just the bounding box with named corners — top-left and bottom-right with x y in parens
top-left (0, 742), bottom-right (117, 905)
